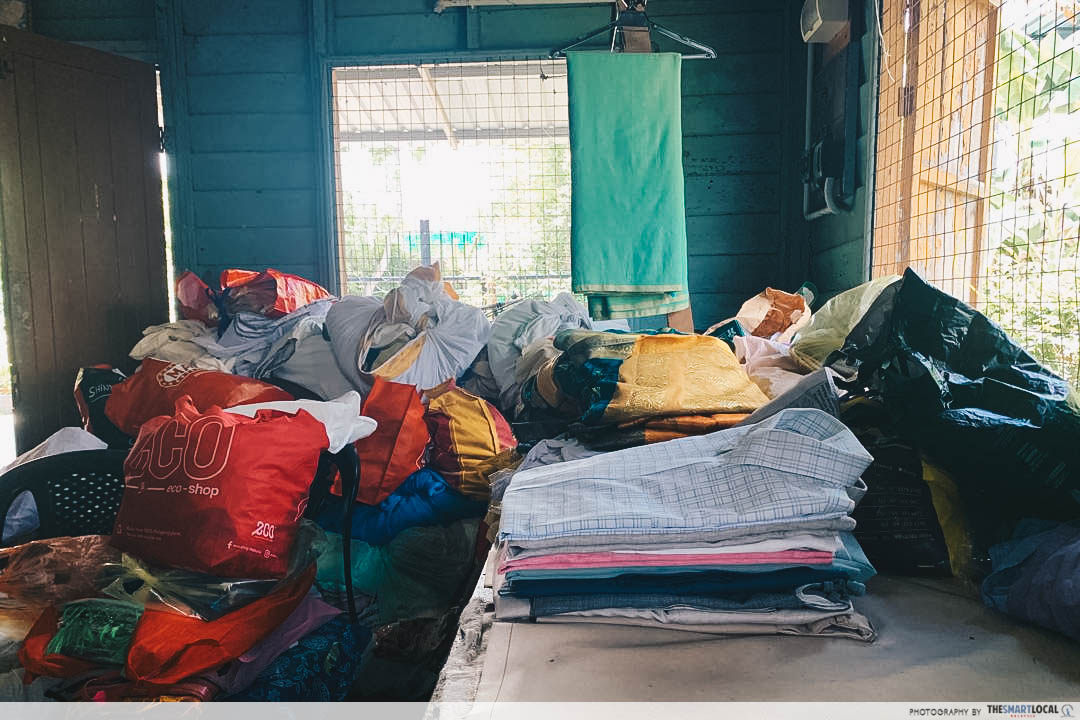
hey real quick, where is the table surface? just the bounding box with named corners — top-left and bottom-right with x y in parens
top-left (472, 575), bottom-right (1080, 702)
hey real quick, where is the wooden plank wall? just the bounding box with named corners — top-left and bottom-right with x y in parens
top-left (803, 0), bottom-right (879, 300)
top-left (29, 0), bottom-right (812, 324)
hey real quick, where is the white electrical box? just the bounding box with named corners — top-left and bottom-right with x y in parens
top-left (801, 0), bottom-right (848, 43)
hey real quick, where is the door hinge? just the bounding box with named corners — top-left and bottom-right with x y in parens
top-left (158, 126), bottom-right (167, 152)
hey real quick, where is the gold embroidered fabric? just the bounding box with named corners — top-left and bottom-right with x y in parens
top-left (604, 335), bottom-right (769, 423)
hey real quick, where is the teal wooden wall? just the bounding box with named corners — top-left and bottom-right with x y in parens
top-left (176, 1), bottom-right (320, 284)
top-left (28, 0), bottom-right (813, 326)
top-left (801, 0), bottom-right (879, 300)
top-left (29, 0), bottom-right (158, 63)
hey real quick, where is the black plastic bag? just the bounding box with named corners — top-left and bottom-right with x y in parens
top-left (842, 399), bottom-right (978, 581)
top-left (829, 269), bottom-right (1080, 556)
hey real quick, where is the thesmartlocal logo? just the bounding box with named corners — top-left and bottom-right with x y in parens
top-left (986, 704), bottom-right (1074, 718)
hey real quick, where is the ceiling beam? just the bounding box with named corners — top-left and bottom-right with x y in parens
top-left (418, 64), bottom-right (459, 149)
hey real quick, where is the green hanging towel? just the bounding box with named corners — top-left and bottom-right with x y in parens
top-left (567, 51), bottom-right (690, 320)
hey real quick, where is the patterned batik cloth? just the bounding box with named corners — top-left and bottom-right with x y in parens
top-left (545, 329), bottom-right (769, 426)
top-left (225, 616), bottom-right (372, 702)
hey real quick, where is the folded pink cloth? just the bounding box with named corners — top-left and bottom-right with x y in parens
top-left (499, 549), bottom-right (834, 573)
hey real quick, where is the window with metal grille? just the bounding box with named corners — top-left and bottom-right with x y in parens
top-left (871, 0), bottom-right (1080, 385)
top-left (329, 59), bottom-right (571, 312)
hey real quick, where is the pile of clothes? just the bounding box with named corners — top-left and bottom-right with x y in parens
top-left (4, 259), bottom-right (1080, 704)
top-left (491, 408), bottom-right (878, 640)
top-left (0, 266), bottom-right (506, 701)
top-left (518, 329), bottom-right (771, 450)
top-left (1, 389), bottom-right (386, 701)
top-left (480, 270), bottom-right (1079, 649)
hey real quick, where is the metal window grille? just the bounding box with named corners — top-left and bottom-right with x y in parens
top-left (872, 0), bottom-right (1080, 386)
top-left (330, 59), bottom-right (571, 311)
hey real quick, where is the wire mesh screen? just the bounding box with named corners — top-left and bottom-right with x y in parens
top-left (871, 0), bottom-right (1080, 386)
top-left (330, 59), bottom-right (571, 310)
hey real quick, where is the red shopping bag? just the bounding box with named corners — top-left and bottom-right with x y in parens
top-left (105, 358), bottom-right (293, 437)
top-left (176, 271), bottom-right (219, 327)
top-left (112, 397), bottom-right (329, 579)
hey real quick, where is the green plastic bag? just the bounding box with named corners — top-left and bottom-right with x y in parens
top-left (315, 519), bottom-right (479, 624)
top-left (45, 599), bottom-right (143, 666)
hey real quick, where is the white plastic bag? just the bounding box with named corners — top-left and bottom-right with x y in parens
top-left (734, 335), bottom-right (807, 399)
top-left (707, 288), bottom-right (811, 344)
top-left (328, 265), bottom-right (492, 393)
top-left (226, 391), bottom-right (377, 453)
top-left (487, 293), bottom-right (591, 397)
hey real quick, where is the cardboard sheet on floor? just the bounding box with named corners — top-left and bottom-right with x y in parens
top-left (474, 575), bottom-right (1080, 701)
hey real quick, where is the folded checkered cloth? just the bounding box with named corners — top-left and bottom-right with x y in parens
top-left (499, 409), bottom-right (872, 550)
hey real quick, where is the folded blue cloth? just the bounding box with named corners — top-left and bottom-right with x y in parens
top-left (501, 567), bottom-right (866, 599)
top-left (315, 468), bottom-right (486, 545)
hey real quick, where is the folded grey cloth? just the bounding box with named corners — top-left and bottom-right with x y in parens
top-left (504, 518), bottom-right (857, 558)
top-left (527, 585), bottom-right (854, 618)
top-left (536, 609), bottom-right (876, 642)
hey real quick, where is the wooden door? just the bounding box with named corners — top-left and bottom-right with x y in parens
top-left (0, 26), bottom-right (167, 451)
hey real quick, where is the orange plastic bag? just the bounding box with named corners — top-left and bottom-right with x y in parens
top-left (105, 358), bottom-right (293, 437)
top-left (220, 268), bottom-right (331, 319)
top-left (125, 564), bottom-right (315, 687)
top-left (20, 565), bottom-right (315, 687)
top-left (353, 377), bottom-right (429, 505)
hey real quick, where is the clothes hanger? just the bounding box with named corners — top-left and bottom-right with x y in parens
top-left (549, 0), bottom-right (717, 60)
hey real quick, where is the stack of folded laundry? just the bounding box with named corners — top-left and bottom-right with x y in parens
top-left (516, 328), bottom-right (771, 450)
top-left (493, 408), bottom-right (879, 641)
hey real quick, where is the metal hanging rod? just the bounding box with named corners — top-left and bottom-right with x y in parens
top-left (549, 1), bottom-right (717, 60)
